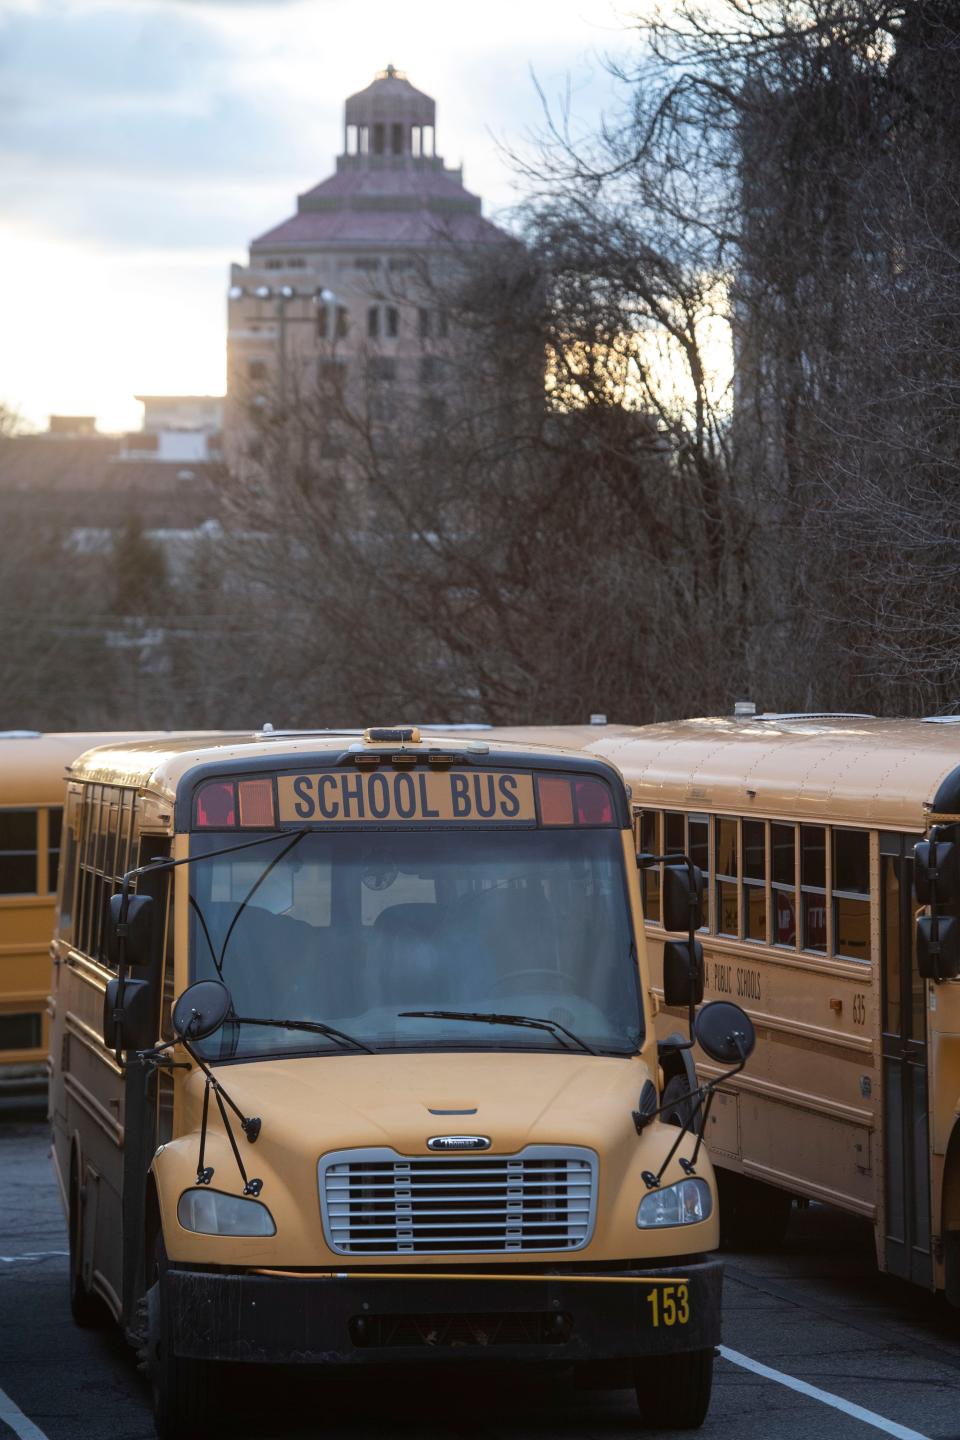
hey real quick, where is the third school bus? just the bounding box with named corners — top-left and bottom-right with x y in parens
top-left (489, 714), bottom-right (960, 1302)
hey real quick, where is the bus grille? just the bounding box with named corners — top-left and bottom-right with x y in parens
top-left (319, 1146), bottom-right (597, 1255)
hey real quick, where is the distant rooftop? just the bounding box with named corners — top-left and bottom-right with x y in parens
top-left (251, 66), bottom-right (508, 253)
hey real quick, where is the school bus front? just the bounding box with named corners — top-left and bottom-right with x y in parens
top-left (50, 729), bottom-right (737, 1438)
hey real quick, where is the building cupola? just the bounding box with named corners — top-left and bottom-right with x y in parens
top-left (343, 65), bottom-right (439, 162)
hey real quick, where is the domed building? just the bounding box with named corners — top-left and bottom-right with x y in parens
top-left (225, 67), bottom-right (508, 455)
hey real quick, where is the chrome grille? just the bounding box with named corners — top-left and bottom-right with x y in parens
top-left (319, 1146), bottom-right (597, 1255)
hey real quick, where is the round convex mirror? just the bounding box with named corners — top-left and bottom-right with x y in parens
top-left (171, 979), bottom-right (233, 1042)
top-left (694, 1000), bottom-right (756, 1064)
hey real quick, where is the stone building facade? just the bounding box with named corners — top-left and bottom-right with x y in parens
top-left (225, 67), bottom-right (507, 459)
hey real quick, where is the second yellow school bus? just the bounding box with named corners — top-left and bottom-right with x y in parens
top-left (490, 714), bottom-right (960, 1303)
top-left (0, 732), bottom-right (155, 1100)
top-left (49, 725), bottom-right (756, 1438)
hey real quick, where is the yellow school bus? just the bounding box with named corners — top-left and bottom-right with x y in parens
top-left (489, 714), bottom-right (960, 1304)
top-left (0, 731), bottom-right (150, 1101)
top-left (49, 725), bottom-right (756, 1438)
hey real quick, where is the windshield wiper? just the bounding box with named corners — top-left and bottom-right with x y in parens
top-left (398, 1009), bottom-right (597, 1055)
top-left (233, 1015), bottom-right (376, 1055)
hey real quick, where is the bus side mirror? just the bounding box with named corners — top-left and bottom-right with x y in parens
top-left (915, 841), bottom-right (960, 905)
top-left (662, 863), bottom-right (704, 932)
top-left (663, 939), bottom-right (705, 1008)
top-left (107, 893), bottom-right (155, 968)
top-left (695, 1000), bottom-right (756, 1064)
top-left (917, 914), bottom-right (960, 981)
top-left (102, 977), bottom-right (154, 1052)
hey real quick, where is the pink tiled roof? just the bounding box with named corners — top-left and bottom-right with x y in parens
top-left (251, 161), bottom-right (509, 251)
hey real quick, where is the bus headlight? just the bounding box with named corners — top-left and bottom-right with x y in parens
top-left (637, 1178), bottom-right (712, 1228)
top-left (178, 1189), bottom-right (276, 1237)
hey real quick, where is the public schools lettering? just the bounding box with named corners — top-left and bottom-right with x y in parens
top-left (276, 770), bottom-right (536, 824)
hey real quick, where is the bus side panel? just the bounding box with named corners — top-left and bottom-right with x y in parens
top-left (649, 934), bottom-right (878, 1216)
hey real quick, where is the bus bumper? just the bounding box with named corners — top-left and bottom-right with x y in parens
top-left (166, 1257), bottom-right (722, 1366)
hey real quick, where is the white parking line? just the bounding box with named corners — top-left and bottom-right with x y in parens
top-left (0, 1386), bottom-right (51, 1440)
top-left (719, 1346), bottom-right (932, 1440)
top-left (0, 1252), bottom-right (67, 1264)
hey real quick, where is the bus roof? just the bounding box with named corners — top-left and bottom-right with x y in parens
top-left (487, 717), bottom-right (960, 831)
top-left (65, 728), bottom-right (631, 815)
top-left (0, 732), bottom-right (199, 806)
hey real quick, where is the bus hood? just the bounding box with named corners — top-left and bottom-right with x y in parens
top-left (195, 1048), bottom-right (651, 1157)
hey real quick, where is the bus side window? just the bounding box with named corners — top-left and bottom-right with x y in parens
top-left (0, 809), bottom-right (38, 894)
top-left (715, 817), bottom-right (738, 937)
top-left (772, 823), bottom-right (796, 947)
top-left (833, 829), bottom-right (870, 961)
top-left (639, 810), bottom-right (661, 923)
top-left (743, 819), bottom-right (767, 943)
top-left (687, 815), bottom-right (709, 932)
top-left (800, 825), bottom-right (827, 953)
top-left (56, 798), bottom-right (79, 941)
top-left (47, 807), bottom-right (63, 894)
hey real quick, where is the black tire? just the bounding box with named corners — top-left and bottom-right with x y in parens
top-left (147, 1233), bottom-right (223, 1440)
top-left (660, 1074), bottom-right (702, 1133)
top-left (717, 1169), bottom-right (792, 1250)
top-left (634, 1347), bottom-right (714, 1429)
top-left (68, 1156), bottom-right (108, 1329)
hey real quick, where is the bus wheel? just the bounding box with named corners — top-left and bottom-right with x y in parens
top-left (68, 1158), bottom-right (107, 1329)
top-left (718, 1170), bottom-right (793, 1250)
top-left (146, 1233), bottom-right (222, 1440)
top-left (661, 1074), bottom-right (701, 1133)
top-left (633, 1347), bottom-right (713, 1429)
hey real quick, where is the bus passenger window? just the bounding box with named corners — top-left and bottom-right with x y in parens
top-left (715, 817), bottom-right (738, 937)
top-left (664, 812), bottom-right (685, 855)
top-left (772, 823), bottom-right (796, 946)
top-left (743, 819), bottom-right (767, 942)
top-left (688, 816), bottom-right (709, 932)
top-left (639, 811), bottom-right (660, 923)
top-left (833, 829), bottom-right (870, 961)
top-left (0, 810), bottom-right (38, 894)
top-left (47, 807), bottom-right (62, 894)
top-left (800, 825), bottom-right (827, 953)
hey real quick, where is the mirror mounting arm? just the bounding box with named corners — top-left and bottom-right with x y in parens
top-left (639, 1039), bottom-right (751, 1189)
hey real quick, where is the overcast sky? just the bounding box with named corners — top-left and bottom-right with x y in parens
top-left (0, 0), bottom-right (637, 432)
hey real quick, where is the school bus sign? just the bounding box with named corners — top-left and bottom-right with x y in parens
top-left (277, 769), bottom-right (536, 824)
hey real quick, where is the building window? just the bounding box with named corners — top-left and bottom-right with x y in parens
top-left (419, 355), bottom-right (444, 385)
top-left (421, 394), bottom-right (447, 426)
top-left (833, 829), bottom-right (870, 960)
top-left (800, 825), bottom-right (827, 952)
top-left (437, 308), bottom-right (449, 339)
top-left (0, 810), bottom-right (37, 894)
top-left (391, 122), bottom-right (404, 155)
top-left (317, 305), bottom-right (328, 339)
top-left (336, 306), bottom-right (349, 339)
top-left (373, 122), bottom-right (385, 155)
top-left (772, 822), bottom-right (796, 946)
top-left (248, 360), bottom-right (268, 381)
top-left (715, 817), bottom-right (738, 937)
top-left (385, 306), bottom-right (399, 338)
top-left (317, 357), bottom-right (346, 393)
top-left (742, 819), bottom-right (767, 942)
top-left (419, 307), bottom-right (431, 339)
top-left (368, 356), bottom-right (396, 383)
top-left (368, 306), bottom-right (380, 339)
top-left (354, 258), bottom-right (381, 271)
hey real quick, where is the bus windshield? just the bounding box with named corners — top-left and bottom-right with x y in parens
top-left (188, 827), bottom-right (642, 1058)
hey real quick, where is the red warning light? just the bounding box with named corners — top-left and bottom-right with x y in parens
top-left (194, 781), bottom-right (237, 828)
top-left (575, 778), bottom-right (614, 826)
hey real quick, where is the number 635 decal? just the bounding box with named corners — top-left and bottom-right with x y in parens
top-left (646, 1283), bottom-right (690, 1327)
